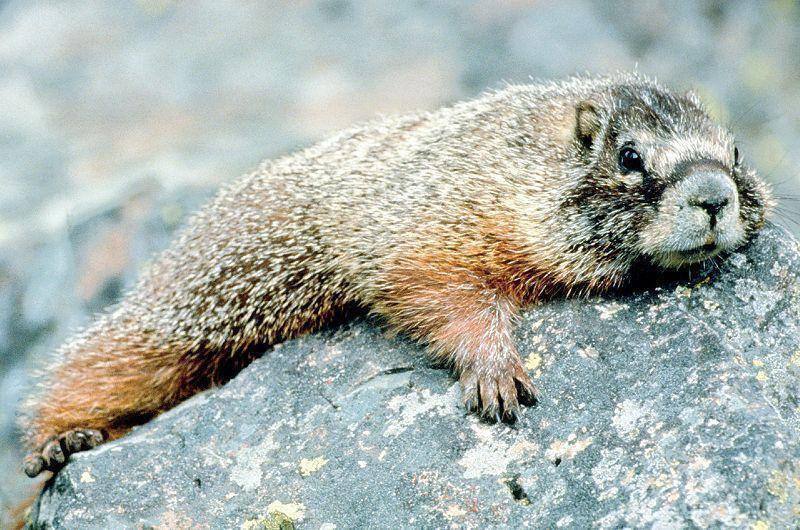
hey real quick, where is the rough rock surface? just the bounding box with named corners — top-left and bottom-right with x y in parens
top-left (27, 224), bottom-right (800, 528)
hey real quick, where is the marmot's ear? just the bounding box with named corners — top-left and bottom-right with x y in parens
top-left (575, 100), bottom-right (601, 150)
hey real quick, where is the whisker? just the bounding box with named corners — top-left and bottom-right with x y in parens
top-left (772, 211), bottom-right (800, 228)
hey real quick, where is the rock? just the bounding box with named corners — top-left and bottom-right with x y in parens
top-left (24, 224), bottom-right (800, 528)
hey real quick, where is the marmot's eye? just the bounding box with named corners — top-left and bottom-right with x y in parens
top-left (618, 146), bottom-right (644, 173)
top-left (734, 146), bottom-right (740, 166)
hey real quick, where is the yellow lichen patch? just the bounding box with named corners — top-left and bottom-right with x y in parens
top-left (692, 275), bottom-right (713, 288)
top-left (596, 302), bottom-right (628, 320)
top-left (155, 511), bottom-right (196, 530)
top-left (545, 434), bottom-right (593, 462)
top-left (789, 350), bottom-right (800, 367)
top-left (752, 521), bottom-right (769, 530)
top-left (754, 135), bottom-right (785, 170)
top-left (598, 486), bottom-right (618, 501)
top-left (766, 470), bottom-right (788, 503)
top-left (756, 371), bottom-right (768, 382)
top-left (267, 501), bottom-right (306, 521)
top-left (137, 0), bottom-right (177, 17)
top-left (578, 346), bottom-right (599, 359)
top-left (524, 352), bottom-right (542, 372)
top-left (752, 359), bottom-right (764, 367)
top-left (744, 50), bottom-right (780, 90)
top-left (443, 504), bottom-right (467, 519)
top-left (241, 513), bottom-right (295, 530)
top-left (80, 469), bottom-right (95, 483)
top-left (620, 468), bottom-right (636, 486)
top-left (666, 489), bottom-right (680, 503)
top-left (508, 440), bottom-right (538, 458)
top-left (298, 456), bottom-right (328, 476)
top-left (159, 202), bottom-right (184, 226)
top-left (691, 85), bottom-right (726, 122)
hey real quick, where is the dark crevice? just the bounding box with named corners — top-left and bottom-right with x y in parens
top-left (553, 457), bottom-right (562, 467)
top-left (317, 390), bottom-right (341, 411)
top-left (356, 365), bottom-right (414, 387)
top-left (505, 473), bottom-right (531, 504)
top-left (377, 366), bottom-right (415, 376)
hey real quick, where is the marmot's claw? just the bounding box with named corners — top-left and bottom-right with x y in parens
top-left (460, 370), bottom-right (480, 414)
top-left (23, 428), bottom-right (105, 477)
top-left (23, 454), bottom-right (44, 478)
top-left (481, 404), bottom-right (500, 423)
top-left (515, 376), bottom-right (539, 407)
top-left (502, 407), bottom-right (519, 424)
top-left (459, 363), bottom-right (537, 425)
top-left (42, 437), bottom-right (66, 467)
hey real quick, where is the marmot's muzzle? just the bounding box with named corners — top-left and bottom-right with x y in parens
top-left (679, 164), bottom-right (737, 231)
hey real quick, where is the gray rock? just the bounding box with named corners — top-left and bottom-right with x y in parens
top-left (27, 223), bottom-right (800, 528)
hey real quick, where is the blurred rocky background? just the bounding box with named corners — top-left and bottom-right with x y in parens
top-left (1, 0), bottom-right (799, 522)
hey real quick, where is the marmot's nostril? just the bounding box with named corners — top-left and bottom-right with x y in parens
top-left (697, 197), bottom-right (728, 218)
top-left (688, 196), bottom-right (729, 229)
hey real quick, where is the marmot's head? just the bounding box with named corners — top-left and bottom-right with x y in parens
top-left (557, 76), bottom-right (772, 286)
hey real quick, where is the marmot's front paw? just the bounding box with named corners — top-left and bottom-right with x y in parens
top-left (459, 361), bottom-right (537, 423)
top-left (23, 428), bottom-right (105, 477)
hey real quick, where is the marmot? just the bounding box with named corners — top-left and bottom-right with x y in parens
top-left (21, 72), bottom-right (771, 477)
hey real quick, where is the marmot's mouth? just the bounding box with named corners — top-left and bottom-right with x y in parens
top-left (650, 242), bottom-right (723, 268)
top-left (678, 242), bottom-right (718, 257)
top-left (666, 243), bottom-right (721, 265)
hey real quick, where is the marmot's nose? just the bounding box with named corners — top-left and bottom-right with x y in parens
top-left (690, 196), bottom-right (729, 219)
top-left (681, 167), bottom-right (736, 229)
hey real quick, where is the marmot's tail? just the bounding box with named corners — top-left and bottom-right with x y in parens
top-left (20, 303), bottom-right (263, 478)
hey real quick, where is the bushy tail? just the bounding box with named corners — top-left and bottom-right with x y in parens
top-left (21, 306), bottom-right (258, 453)
top-left (15, 298), bottom-right (269, 522)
